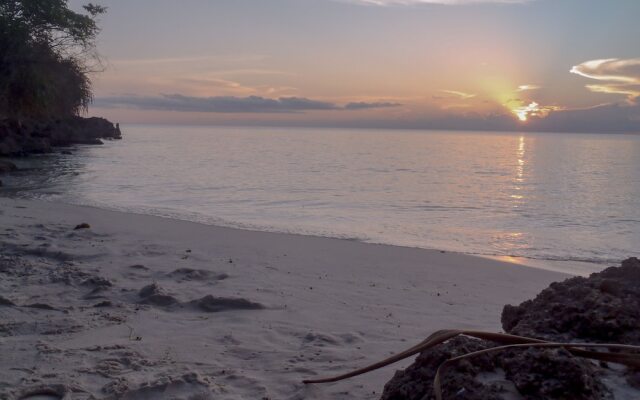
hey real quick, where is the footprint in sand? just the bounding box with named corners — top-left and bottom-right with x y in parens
top-left (167, 268), bottom-right (229, 282)
top-left (137, 283), bottom-right (179, 307)
top-left (17, 384), bottom-right (69, 400)
top-left (128, 264), bottom-right (149, 271)
top-left (82, 276), bottom-right (113, 297)
top-left (0, 295), bottom-right (16, 306)
top-left (136, 283), bottom-right (264, 312)
top-left (102, 372), bottom-right (212, 400)
top-left (188, 295), bottom-right (264, 313)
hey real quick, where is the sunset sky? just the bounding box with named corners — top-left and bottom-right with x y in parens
top-left (71, 0), bottom-right (640, 132)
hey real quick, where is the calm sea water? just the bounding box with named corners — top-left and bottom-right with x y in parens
top-left (4, 125), bottom-right (640, 273)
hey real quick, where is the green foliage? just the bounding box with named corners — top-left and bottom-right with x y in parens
top-left (0, 0), bottom-right (105, 119)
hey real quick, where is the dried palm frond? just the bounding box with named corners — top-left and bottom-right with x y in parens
top-left (303, 330), bottom-right (640, 400)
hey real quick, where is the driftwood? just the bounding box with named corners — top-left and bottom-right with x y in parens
top-left (303, 329), bottom-right (640, 400)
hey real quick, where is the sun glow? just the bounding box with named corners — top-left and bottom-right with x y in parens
top-left (478, 78), bottom-right (545, 123)
top-left (514, 102), bottom-right (538, 121)
top-left (511, 102), bottom-right (561, 122)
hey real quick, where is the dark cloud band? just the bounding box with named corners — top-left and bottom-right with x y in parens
top-left (94, 94), bottom-right (401, 113)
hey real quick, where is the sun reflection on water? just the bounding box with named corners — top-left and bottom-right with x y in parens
top-left (510, 135), bottom-right (526, 203)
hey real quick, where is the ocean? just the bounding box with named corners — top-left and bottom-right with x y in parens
top-left (4, 125), bottom-right (640, 274)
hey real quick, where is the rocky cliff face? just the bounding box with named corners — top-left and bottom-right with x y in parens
top-left (0, 117), bottom-right (122, 156)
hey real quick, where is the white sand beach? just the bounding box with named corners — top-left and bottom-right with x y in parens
top-left (0, 197), bottom-right (568, 399)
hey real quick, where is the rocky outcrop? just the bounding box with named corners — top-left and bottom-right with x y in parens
top-left (380, 258), bottom-right (640, 400)
top-left (380, 336), bottom-right (611, 400)
top-left (380, 336), bottom-right (502, 400)
top-left (502, 257), bottom-right (640, 344)
top-left (0, 116), bottom-right (121, 157)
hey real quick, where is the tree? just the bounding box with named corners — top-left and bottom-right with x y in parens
top-left (0, 0), bottom-right (105, 119)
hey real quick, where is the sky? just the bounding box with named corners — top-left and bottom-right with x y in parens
top-left (71, 0), bottom-right (640, 132)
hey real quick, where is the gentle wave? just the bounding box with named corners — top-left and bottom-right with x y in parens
top-left (16, 191), bottom-right (623, 269)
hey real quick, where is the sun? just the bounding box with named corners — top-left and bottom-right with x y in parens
top-left (512, 102), bottom-right (539, 122)
top-left (510, 101), bottom-right (563, 123)
top-left (516, 110), bottom-right (529, 122)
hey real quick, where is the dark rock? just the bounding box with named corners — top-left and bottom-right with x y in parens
top-left (501, 257), bottom-right (640, 393)
top-left (380, 336), bottom-right (612, 400)
top-left (73, 137), bottom-right (103, 145)
top-left (93, 301), bottom-right (113, 308)
top-left (61, 150), bottom-right (73, 155)
top-left (380, 258), bottom-right (640, 400)
top-left (74, 223), bottom-right (91, 230)
top-left (0, 116), bottom-right (122, 157)
top-left (380, 336), bottom-right (501, 400)
top-left (500, 347), bottom-right (611, 399)
top-left (502, 257), bottom-right (640, 344)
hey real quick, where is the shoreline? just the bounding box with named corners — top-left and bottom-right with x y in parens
top-left (1, 191), bottom-right (607, 276)
top-left (0, 196), bottom-right (568, 399)
top-left (2, 197), bottom-right (572, 275)
top-left (483, 255), bottom-right (605, 276)
top-left (67, 201), bottom-right (616, 276)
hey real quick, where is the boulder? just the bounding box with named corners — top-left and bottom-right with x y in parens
top-left (380, 337), bottom-right (610, 400)
top-left (380, 336), bottom-right (502, 400)
top-left (502, 257), bottom-right (640, 344)
top-left (379, 258), bottom-right (640, 400)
